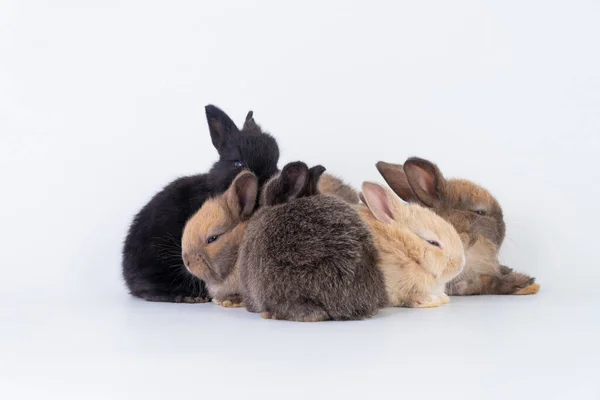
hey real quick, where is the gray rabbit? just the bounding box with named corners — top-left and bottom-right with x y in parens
top-left (239, 161), bottom-right (388, 322)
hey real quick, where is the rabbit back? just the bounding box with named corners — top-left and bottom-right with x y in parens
top-left (240, 195), bottom-right (387, 321)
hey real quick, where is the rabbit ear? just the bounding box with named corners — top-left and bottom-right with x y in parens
top-left (306, 165), bottom-right (326, 196)
top-left (263, 161), bottom-right (309, 205)
top-left (205, 105), bottom-right (240, 152)
top-left (227, 171), bottom-right (258, 220)
top-left (241, 110), bottom-right (262, 135)
top-left (376, 161), bottom-right (420, 203)
top-left (361, 182), bottom-right (396, 224)
top-left (403, 157), bottom-right (447, 208)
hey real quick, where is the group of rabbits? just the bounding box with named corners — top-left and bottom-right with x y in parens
top-left (122, 105), bottom-right (540, 322)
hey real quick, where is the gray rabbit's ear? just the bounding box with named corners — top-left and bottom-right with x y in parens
top-left (263, 161), bottom-right (309, 206)
top-left (241, 110), bottom-right (262, 135)
top-left (227, 171), bottom-right (259, 221)
top-left (306, 165), bottom-right (326, 196)
top-left (205, 105), bottom-right (240, 152)
top-left (376, 161), bottom-right (419, 203)
top-left (403, 157), bottom-right (448, 208)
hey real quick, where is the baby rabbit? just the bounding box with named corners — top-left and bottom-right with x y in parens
top-left (181, 171), bottom-right (258, 307)
top-left (122, 105), bottom-right (279, 303)
top-left (376, 157), bottom-right (539, 296)
top-left (318, 173), bottom-right (359, 204)
top-left (239, 162), bottom-right (388, 322)
top-left (358, 182), bottom-right (466, 307)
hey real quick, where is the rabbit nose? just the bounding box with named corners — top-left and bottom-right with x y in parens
top-left (182, 252), bottom-right (190, 266)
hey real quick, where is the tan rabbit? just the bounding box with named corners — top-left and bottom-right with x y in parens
top-left (376, 157), bottom-right (540, 296)
top-left (358, 182), bottom-right (465, 308)
top-left (181, 171), bottom-right (258, 308)
top-left (318, 173), bottom-right (359, 204)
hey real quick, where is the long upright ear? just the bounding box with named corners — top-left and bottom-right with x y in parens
top-left (360, 182), bottom-right (396, 224)
top-left (376, 161), bottom-right (420, 203)
top-left (227, 171), bottom-right (259, 220)
top-left (305, 165), bottom-right (326, 196)
top-left (205, 105), bottom-right (240, 152)
top-left (263, 161), bottom-right (309, 206)
top-left (241, 110), bottom-right (262, 136)
top-left (403, 157), bottom-right (447, 208)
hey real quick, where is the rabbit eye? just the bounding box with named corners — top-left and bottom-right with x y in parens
top-left (426, 240), bottom-right (441, 248)
top-left (207, 235), bottom-right (219, 244)
top-left (233, 161), bottom-right (243, 168)
top-left (473, 210), bottom-right (487, 216)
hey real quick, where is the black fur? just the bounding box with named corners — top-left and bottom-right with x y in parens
top-left (122, 105), bottom-right (279, 302)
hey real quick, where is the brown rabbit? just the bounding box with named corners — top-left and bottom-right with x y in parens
top-left (318, 173), bottom-right (359, 204)
top-left (181, 171), bottom-right (258, 307)
top-left (376, 157), bottom-right (540, 296)
top-left (358, 182), bottom-right (465, 307)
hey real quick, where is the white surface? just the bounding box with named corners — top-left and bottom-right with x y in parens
top-left (1, 1), bottom-right (599, 399)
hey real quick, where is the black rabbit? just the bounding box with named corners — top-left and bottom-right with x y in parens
top-left (122, 105), bottom-right (280, 302)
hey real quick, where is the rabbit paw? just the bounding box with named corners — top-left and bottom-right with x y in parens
top-left (409, 294), bottom-right (443, 308)
top-left (514, 283), bottom-right (540, 295)
top-left (438, 293), bottom-right (451, 304)
top-left (212, 296), bottom-right (245, 308)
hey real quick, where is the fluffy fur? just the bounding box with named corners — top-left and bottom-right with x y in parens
top-left (239, 162), bottom-right (388, 322)
top-left (181, 172), bottom-right (258, 307)
top-left (318, 173), bottom-right (359, 204)
top-left (358, 182), bottom-right (465, 307)
top-left (376, 157), bottom-right (539, 296)
top-left (121, 105), bottom-right (279, 302)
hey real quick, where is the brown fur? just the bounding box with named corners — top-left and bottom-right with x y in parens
top-left (358, 182), bottom-right (465, 308)
top-left (318, 173), bottom-right (359, 204)
top-left (376, 158), bottom-right (539, 296)
top-left (181, 171), bottom-right (258, 307)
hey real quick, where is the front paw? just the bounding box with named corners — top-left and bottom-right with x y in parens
top-left (212, 296), bottom-right (245, 308)
top-left (408, 294), bottom-right (442, 308)
top-left (437, 293), bottom-right (450, 304)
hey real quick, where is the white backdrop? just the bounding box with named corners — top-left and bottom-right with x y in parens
top-left (1, 1), bottom-right (599, 398)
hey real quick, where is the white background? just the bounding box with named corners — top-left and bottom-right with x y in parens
top-left (1, 1), bottom-right (599, 399)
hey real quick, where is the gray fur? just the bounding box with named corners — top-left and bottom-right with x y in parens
top-left (238, 161), bottom-right (388, 322)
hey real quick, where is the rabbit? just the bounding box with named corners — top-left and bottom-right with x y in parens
top-left (376, 157), bottom-right (540, 296)
top-left (181, 171), bottom-right (258, 308)
top-left (318, 173), bottom-right (359, 204)
top-left (239, 161), bottom-right (388, 322)
top-left (357, 182), bottom-right (466, 308)
top-left (121, 105), bottom-right (279, 303)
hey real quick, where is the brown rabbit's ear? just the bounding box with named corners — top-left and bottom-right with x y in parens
top-left (205, 105), bottom-right (240, 152)
top-left (226, 171), bottom-right (258, 220)
top-left (305, 165), bottom-right (326, 196)
top-left (403, 157), bottom-right (447, 208)
top-left (241, 110), bottom-right (262, 136)
top-left (263, 161), bottom-right (309, 205)
top-left (376, 161), bottom-right (420, 203)
top-left (361, 182), bottom-right (395, 224)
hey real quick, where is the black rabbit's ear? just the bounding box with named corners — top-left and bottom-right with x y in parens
top-left (241, 110), bottom-right (262, 135)
top-left (263, 162), bottom-right (309, 206)
top-left (205, 105), bottom-right (240, 152)
top-left (227, 171), bottom-right (259, 221)
top-left (376, 161), bottom-right (419, 203)
top-left (402, 157), bottom-right (448, 208)
top-left (306, 165), bottom-right (326, 196)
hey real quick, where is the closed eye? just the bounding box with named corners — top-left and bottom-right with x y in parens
top-left (426, 239), bottom-right (441, 248)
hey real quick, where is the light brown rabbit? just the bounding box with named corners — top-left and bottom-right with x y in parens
top-left (358, 182), bottom-right (465, 308)
top-left (181, 171), bottom-right (258, 308)
top-left (318, 173), bottom-right (359, 204)
top-left (376, 157), bottom-right (540, 296)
